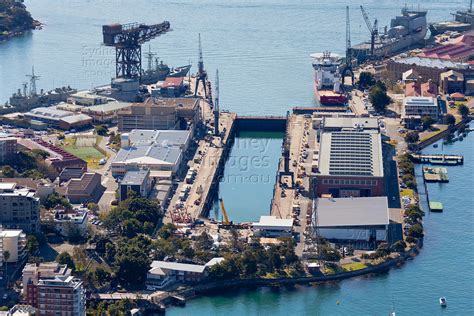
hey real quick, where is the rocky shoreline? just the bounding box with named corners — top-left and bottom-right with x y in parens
top-left (0, 0), bottom-right (41, 41)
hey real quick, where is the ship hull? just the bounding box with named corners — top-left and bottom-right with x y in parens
top-left (314, 85), bottom-right (347, 105)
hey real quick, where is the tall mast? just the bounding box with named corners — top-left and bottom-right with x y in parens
top-left (27, 66), bottom-right (40, 96)
top-left (144, 45), bottom-right (157, 72)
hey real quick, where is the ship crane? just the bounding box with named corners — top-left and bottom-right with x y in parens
top-left (213, 69), bottom-right (220, 136)
top-left (194, 33), bottom-right (208, 98)
top-left (341, 6), bottom-right (355, 89)
top-left (278, 111), bottom-right (294, 188)
top-left (102, 21), bottom-right (171, 80)
top-left (360, 5), bottom-right (378, 58)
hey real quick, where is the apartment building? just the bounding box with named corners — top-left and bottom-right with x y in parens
top-left (403, 96), bottom-right (440, 121)
top-left (22, 263), bottom-right (85, 316)
top-left (0, 137), bottom-right (17, 164)
top-left (0, 229), bottom-right (27, 265)
top-left (0, 183), bottom-right (40, 233)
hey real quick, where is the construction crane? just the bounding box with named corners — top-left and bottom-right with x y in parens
top-left (360, 5), bottom-right (378, 58)
top-left (194, 33), bottom-right (208, 98)
top-left (341, 6), bottom-right (354, 89)
top-left (213, 69), bottom-right (220, 136)
top-left (219, 198), bottom-right (230, 225)
top-left (102, 21), bottom-right (171, 80)
top-left (278, 111), bottom-right (294, 188)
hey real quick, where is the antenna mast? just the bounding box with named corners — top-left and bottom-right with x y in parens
top-left (26, 66), bottom-right (40, 96)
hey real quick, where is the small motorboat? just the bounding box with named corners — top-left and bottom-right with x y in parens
top-left (439, 297), bottom-right (447, 307)
top-left (433, 144), bottom-right (438, 148)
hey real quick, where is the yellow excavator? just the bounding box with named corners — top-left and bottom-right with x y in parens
top-left (219, 198), bottom-right (231, 226)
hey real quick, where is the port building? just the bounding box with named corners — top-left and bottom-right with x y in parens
top-left (117, 97), bottom-right (200, 132)
top-left (112, 130), bottom-right (190, 178)
top-left (403, 96), bottom-right (440, 121)
top-left (24, 106), bottom-right (92, 130)
top-left (314, 129), bottom-right (385, 198)
top-left (252, 216), bottom-right (294, 237)
top-left (314, 196), bottom-right (391, 248)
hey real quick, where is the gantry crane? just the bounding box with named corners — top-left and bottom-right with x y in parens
top-left (194, 33), bottom-right (208, 98)
top-left (102, 21), bottom-right (171, 80)
top-left (360, 5), bottom-right (378, 58)
top-left (341, 6), bottom-right (354, 89)
top-left (219, 198), bottom-right (230, 225)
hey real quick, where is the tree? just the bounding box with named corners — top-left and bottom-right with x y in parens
top-left (87, 202), bottom-right (99, 214)
top-left (56, 252), bottom-right (76, 271)
top-left (157, 223), bottom-right (176, 240)
top-left (94, 267), bottom-right (111, 284)
top-left (375, 243), bottom-right (390, 258)
top-left (421, 116), bottom-right (435, 129)
top-left (94, 125), bottom-right (109, 136)
top-left (369, 85), bottom-right (391, 113)
top-left (319, 244), bottom-right (341, 262)
top-left (408, 223), bottom-right (424, 238)
top-left (42, 192), bottom-right (72, 210)
top-left (444, 114), bottom-right (456, 126)
top-left (391, 240), bottom-right (407, 253)
top-left (26, 235), bottom-right (39, 255)
top-left (114, 243), bottom-right (151, 287)
top-left (457, 104), bottom-right (469, 118)
top-left (404, 131), bottom-right (419, 144)
top-left (358, 72), bottom-right (375, 88)
top-left (1, 165), bottom-right (15, 178)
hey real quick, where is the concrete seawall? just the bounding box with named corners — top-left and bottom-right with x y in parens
top-left (171, 241), bottom-right (422, 304)
top-left (418, 118), bottom-right (470, 149)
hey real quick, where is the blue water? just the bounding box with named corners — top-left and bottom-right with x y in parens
top-left (1, 0), bottom-right (473, 314)
top-left (170, 133), bottom-right (474, 315)
top-left (210, 131), bottom-right (283, 223)
top-left (0, 0), bottom-right (468, 115)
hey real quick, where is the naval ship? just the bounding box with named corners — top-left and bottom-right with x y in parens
top-left (140, 48), bottom-right (192, 84)
top-left (352, 8), bottom-right (428, 63)
top-left (429, 1), bottom-right (473, 36)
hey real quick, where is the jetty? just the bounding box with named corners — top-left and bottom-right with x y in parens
top-left (423, 167), bottom-right (449, 182)
top-left (411, 154), bottom-right (463, 165)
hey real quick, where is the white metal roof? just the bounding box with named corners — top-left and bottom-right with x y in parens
top-left (316, 196), bottom-right (389, 227)
top-left (253, 216), bottom-right (293, 229)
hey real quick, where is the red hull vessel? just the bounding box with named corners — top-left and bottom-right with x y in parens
top-left (311, 52), bottom-right (347, 105)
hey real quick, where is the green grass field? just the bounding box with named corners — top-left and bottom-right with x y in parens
top-left (341, 262), bottom-right (367, 272)
top-left (59, 137), bottom-right (106, 169)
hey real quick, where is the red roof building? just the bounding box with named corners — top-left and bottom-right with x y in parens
top-left (405, 80), bottom-right (439, 97)
top-left (419, 32), bottom-right (474, 62)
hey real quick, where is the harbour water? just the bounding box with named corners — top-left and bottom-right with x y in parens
top-left (210, 131), bottom-right (283, 223)
top-left (171, 133), bottom-right (474, 315)
top-left (1, 0), bottom-right (473, 314)
top-left (0, 0), bottom-right (466, 115)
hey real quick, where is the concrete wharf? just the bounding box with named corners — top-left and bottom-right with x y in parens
top-left (164, 78), bottom-right (236, 224)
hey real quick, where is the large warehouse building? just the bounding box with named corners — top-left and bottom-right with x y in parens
top-left (314, 129), bottom-right (385, 198)
top-left (314, 196), bottom-right (391, 248)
